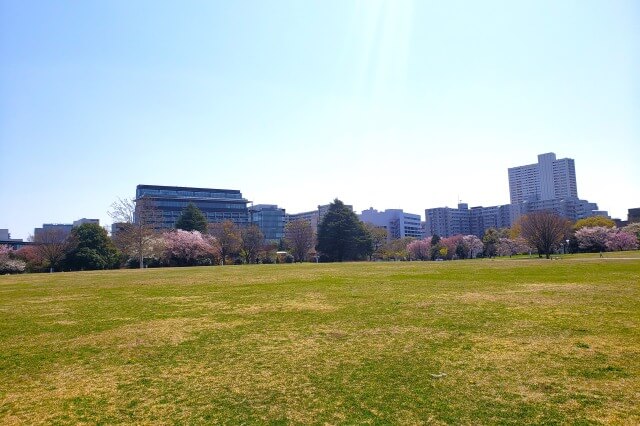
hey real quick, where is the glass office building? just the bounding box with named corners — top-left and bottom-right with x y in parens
top-left (249, 204), bottom-right (285, 242)
top-left (135, 184), bottom-right (250, 229)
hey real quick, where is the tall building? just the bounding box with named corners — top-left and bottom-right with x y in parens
top-left (629, 208), bottom-right (640, 224)
top-left (359, 208), bottom-right (422, 240)
top-left (508, 153), bottom-right (577, 204)
top-left (249, 204), bottom-right (285, 242)
top-left (508, 153), bottom-right (607, 222)
top-left (135, 184), bottom-right (250, 229)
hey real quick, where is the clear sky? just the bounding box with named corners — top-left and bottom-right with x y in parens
top-left (1, 0), bottom-right (638, 240)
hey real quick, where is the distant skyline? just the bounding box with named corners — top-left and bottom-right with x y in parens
top-left (1, 1), bottom-right (639, 240)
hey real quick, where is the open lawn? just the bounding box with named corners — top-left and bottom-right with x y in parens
top-left (1, 254), bottom-right (639, 424)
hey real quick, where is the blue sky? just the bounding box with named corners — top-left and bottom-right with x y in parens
top-left (1, 0), bottom-right (638, 239)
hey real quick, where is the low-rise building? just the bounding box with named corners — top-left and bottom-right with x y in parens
top-left (425, 203), bottom-right (512, 238)
top-left (135, 184), bottom-right (250, 229)
top-left (285, 204), bottom-right (353, 231)
top-left (359, 208), bottom-right (422, 240)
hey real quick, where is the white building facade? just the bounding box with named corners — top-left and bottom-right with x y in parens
top-left (359, 208), bottom-right (422, 240)
top-left (508, 152), bottom-right (578, 204)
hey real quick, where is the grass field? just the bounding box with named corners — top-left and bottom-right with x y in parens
top-left (1, 254), bottom-right (639, 424)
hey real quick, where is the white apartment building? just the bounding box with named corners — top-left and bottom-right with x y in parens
top-left (285, 204), bottom-right (353, 231)
top-left (508, 153), bottom-right (577, 204)
top-left (359, 208), bottom-right (422, 240)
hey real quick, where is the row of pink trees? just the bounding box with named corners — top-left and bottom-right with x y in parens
top-left (575, 226), bottom-right (638, 252)
top-left (407, 235), bottom-right (485, 261)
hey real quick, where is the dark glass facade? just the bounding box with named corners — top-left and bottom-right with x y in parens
top-left (249, 204), bottom-right (285, 242)
top-left (135, 184), bottom-right (250, 229)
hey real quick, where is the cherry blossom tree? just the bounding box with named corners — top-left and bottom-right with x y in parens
top-left (15, 245), bottom-right (45, 272)
top-left (623, 223), bottom-right (640, 243)
top-left (606, 230), bottom-right (638, 251)
top-left (462, 235), bottom-right (484, 259)
top-left (162, 230), bottom-right (221, 266)
top-left (407, 239), bottom-right (430, 260)
top-left (496, 237), bottom-right (531, 257)
top-left (0, 245), bottom-right (26, 274)
top-left (575, 226), bottom-right (614, 253)
top-left (441, 235), bottom-right (463, 260)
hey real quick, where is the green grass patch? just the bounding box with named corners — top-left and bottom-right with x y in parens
top-left (1, 256), bottom-right (639, 424)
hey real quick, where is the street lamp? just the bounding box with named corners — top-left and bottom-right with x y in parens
top-left (565, 239), bottom-right (570, 254)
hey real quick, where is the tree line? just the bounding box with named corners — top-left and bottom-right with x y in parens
top-left (1, 200), bottom-right (638, 274)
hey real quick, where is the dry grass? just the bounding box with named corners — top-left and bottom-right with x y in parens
top-left (0, 256), bottom-right (639, 424)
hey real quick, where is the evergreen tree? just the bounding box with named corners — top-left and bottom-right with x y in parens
top-left (175, 203), bottom-right (208, 233)
top-left (316, 199), bottom-right (372, 262)
top-left (65, 223), bottom-right (121, 270)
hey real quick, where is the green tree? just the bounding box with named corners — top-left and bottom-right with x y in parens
top-left (482, 228), bottom-right (500, 258)
top-left (316, 199), bottom-right (372, 262)
top-left (65, 223), bottom-right (121, 270)
top-left (574, 216), bottom-right (615, 230)
top-left (175, 203), bottom-right (208, 233)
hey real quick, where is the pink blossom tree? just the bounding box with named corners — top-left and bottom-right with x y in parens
top-left (462, 235), bottom-right (484, 258)
top-left (441, 235), bottom-right (463, 260)
top-left (162, 230), bottom-right (221, 266)
top-left (496, 237), bottom-right (531, 257)
top-left (575, 226), bottom-right (614, 252)
top-left (606, 230), bottom-right (638, 251)
top-left (0, 245), bottom-right (26, 274)
top-left (407, 239), bottom-right (431, 261)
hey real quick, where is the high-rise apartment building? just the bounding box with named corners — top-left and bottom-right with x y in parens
top-left (508, 153), bottom-right (577, 204)
top-left (359, 208), bottom-right (422, 240)
top-left (508, 153), bottom-right (606, 222)
top-left (135, 185), bottom-right (250, 229)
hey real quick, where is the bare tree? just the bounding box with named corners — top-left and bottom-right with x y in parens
top-left (33, 228), bottom-right (69, 272)
top-left (109, 197), bottom-right (162, 268)
top-left (208, 220), bottom-right (242, 265)
top-left (240, 224), bottom-right (264, 264)
top-left (363, 222), bottom-right (388, 260)
top-left (520, 211), bottom-right (571, 259)
top-left (284, 219), bottom-right (315, 262)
